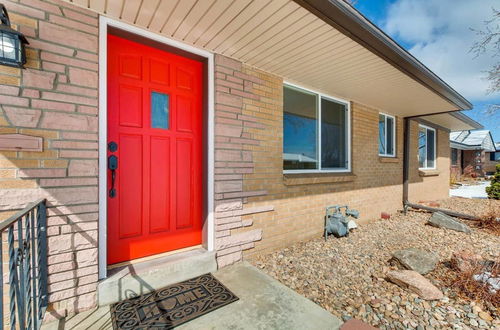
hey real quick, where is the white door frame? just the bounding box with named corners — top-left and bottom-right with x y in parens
top-left (98, 16), bottom-right (215, 279)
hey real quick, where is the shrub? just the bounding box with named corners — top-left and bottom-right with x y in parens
top-left (486, 164), bottom-right (500, 199)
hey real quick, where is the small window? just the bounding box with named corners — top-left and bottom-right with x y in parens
top-left (490, 152), bottom-right (500, 161)
top-left (283, 84), bottom-right (350, 172)
top-left (151, 91), bottom-right (169, 129)
top-left (418, 125), bottom-right (436, 169)
top-left (379, 113), bottom-right (395, 157)
top-left (451, 148), bottom-right (458, 165)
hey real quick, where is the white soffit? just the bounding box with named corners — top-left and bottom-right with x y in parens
top-left (66, 0), bottom-right (459, 116)
top-left (423, 113), bottom-right (481, 131)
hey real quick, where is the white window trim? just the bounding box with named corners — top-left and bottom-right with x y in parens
top-left (98, 17), bottom-right (215, 280)
top-left (378, 112), bottom-right (396, 157)
top-left (418, 124), bottom-right (437, 170)
top-left (283, 82), bottom-right (351, 174)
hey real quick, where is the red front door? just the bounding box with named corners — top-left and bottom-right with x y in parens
top-left (107, 34), bottom-right (203, 265)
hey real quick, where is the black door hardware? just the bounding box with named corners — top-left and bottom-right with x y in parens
top-left (108, 155), bottom-right (118, 198)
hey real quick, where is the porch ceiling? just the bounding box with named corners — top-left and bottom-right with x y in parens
top-left (66, 0), bottom-right (466, 118)
top-left (421, 113), bottom-right (483, 132)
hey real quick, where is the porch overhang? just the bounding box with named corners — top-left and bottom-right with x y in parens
top-left (65, 0), bottom-right (472, 117)
top-left (450, 141), bottom-right (482, 151)
top-left (420, 112), bottom-right (483, 131)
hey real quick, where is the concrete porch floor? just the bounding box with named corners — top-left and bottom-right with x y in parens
top-left (43, 262), bottom-right (342, 330)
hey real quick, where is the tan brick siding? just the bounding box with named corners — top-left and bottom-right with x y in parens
top-left (212, 56), bottom-right (451, 259)
top-left (407, 121), bottom-right (450, 202)
top-left (0, 0), bottom-right (98, 321)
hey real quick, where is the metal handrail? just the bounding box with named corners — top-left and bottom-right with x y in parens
top-left (0, 198), bottom-right (46, 231)
top-left (0, 198), bottom-right (48, 330)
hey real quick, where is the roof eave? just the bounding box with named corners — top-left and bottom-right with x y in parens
top-left (292, 0), bottom-right (473, 111)
top-left (449, 112), bottom-right (483, 130)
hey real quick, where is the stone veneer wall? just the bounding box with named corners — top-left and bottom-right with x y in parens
top-left (0, 0), bottom-right (99, 320)
top-left (212, 55), bottom-right (278, 267)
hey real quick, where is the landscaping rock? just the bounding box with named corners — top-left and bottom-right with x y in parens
top-left (341, 319), bottom-right (377, 330)
top-left (392, 248), bottom-right (438, 275)
top-left (251, 197), bottom-right (500, 328)
top-left (386, 270), bottom-right (444, 300)
top-left (427, 212), bottom-right (471, 233)
top-left (450, 249), bottom-right (483, 272)
top-left (479, 311), bottom-right (493, 321)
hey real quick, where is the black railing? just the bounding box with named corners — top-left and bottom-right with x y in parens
top-left (1, 199), bottom-right (48, 330)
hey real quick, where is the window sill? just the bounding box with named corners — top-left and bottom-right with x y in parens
top-left (419, 169), bottom-right (440, 177)
top-left (283, 173), bottom-right (357, 185)
top-left (379, 157), bottom-right (399, 163)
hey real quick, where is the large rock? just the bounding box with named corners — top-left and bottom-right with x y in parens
top-left (450, 250), bottom-right (483, 273)
top-left (386, 270), bottom-right (444, 300)
top-left (427, 212), bottom-right (471, 233)
top-left (392, 248), bottom-right (439, 275)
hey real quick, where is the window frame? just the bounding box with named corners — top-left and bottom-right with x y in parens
top-left (490, 151), bottom-right (500, 161)
top-left (451, 148), bottom-right (458, 165)
top-left (418, 124), bottom-right (437, 170)
top-left (378, 112), bottom-right (396, 157)
top-left (283, 82), bottom-right (351, 174)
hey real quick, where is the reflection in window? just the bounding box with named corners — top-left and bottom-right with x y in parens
top-left (283, 85), bottom-right (349, 172)
top-left (418, 125), bottom-right (436, 169)
top-left (151, 92), bottom-right (169, 129)
top-left (283, 86), bottom-right (318, 170)
top-left (321, 98), bottom-right (347, 169)
top-left (379, 113), bottom-right (395, 156)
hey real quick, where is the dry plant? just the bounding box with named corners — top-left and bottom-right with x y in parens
top-left (435, 258), bottom-right (499, 317)
top-left (472, 206), bottom-right (500, 235)
top-left (449, 260), bottom-right (499, 312)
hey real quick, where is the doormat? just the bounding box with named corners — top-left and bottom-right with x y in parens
top-left (110, 273), bottom-right (238, 329)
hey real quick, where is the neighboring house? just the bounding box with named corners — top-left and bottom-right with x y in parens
top-left (450, 130), bottom-right (495, 178)
top-left (0, 0), bottom-right (483, 322)
top-left (485, 142), bottom-right (500, 174)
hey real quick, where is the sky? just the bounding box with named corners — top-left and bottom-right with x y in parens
top-left (353, 0), bottom-right (500, 143)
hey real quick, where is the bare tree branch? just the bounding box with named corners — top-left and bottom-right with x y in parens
top-left (470, 7), bottom-right (500, 114)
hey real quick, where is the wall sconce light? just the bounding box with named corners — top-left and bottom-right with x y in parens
top-left (0, 4), bottom-right (28, 68)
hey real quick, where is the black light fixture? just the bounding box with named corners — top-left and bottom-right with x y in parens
top-left (0, 4), bottom-right (28, 68)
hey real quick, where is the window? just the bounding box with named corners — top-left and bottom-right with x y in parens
top-left (451, 148), bottom-right (458, 165)
top-left (379, 113), bottom-right (395, 157)
top-left (151, 91), bottom-right (169, 129)
top-left (490, 152), bottom-right (500, 161)
top-left (418, 125), bottom-right (436, 169)
top-left (283, 84), bottom-right (350, 172)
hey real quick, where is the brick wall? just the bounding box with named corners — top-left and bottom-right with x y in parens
top-left (212, 55), bottom-right (407, 258)
top-left (462, 149), bottom-right (486, 177)
top-left (407, 121), bottom-right (450, 202)
top-left (484, 152), bottom-right (499, 174)
top-left (0, 0), bottom-right (98, 320)
top-left (212, 55), bottom-right (451, 259)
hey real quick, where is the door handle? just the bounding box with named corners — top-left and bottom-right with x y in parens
top-left (108, 155), bottom-right (118, 198)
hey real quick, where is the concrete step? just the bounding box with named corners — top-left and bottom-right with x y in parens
top-left (44, 262), bottom-right (342, 330)
top-left (97, 248), bottom-right (217, 306)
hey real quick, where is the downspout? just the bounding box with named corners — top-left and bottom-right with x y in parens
top-left (403, 117), bottom-right (410, 214)
top-left (402, 111), bottom-right (470, 213)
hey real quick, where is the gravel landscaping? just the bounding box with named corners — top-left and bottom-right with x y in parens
top-left (250, 197), bottom-right (499, 329)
